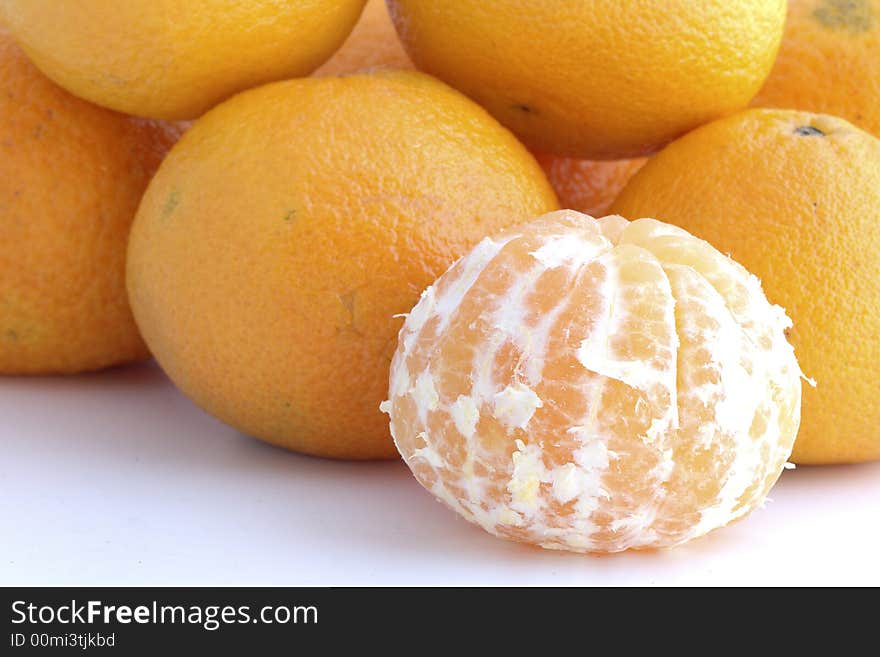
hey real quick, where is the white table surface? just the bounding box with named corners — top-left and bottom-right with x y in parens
top-left (1, 361), bottom-right (878, 587)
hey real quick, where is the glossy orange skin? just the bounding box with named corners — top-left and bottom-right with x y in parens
top-left (127, 72), bottom-right (558, 459)
top-left (753, 0), bottom-right (880, 137)
top-left (614, 109), bottom-right (880, 464)
top-left (0, 0), bottom-right (367, 119)
top-left (311, 5), bottom-right (646, 220)
top-left (388, 0), bottom-right (786, 159)
top-left (0, 28), bottom-right (181, 374)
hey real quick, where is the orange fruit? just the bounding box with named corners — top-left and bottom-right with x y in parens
top-left (752, 0), bottom-right (880, 137)
top-left (312, 4), bottom-right (650, 219)
top-left (387, 0), bottom-right (786, 159)
top-left (0, 0), bottom-right (367, 120)
top-left (0, 27), bottom-right (181, 374)
top-left (613, 109), bottom-right (880, 464)
top-left (314, 0), bottom-right (412, 76)
top-left (127, 71), bottom-right (558, 460)
top-left (384, 210), bottom-right (803, 553)
top-left (533, 154), bottom-right (648, 218)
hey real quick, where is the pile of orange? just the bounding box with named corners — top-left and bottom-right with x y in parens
top-left (2, 0), bottom-right (878, 553)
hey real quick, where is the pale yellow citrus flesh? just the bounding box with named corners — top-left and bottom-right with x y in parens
top-left (386, 211), bottom-right (802, 553)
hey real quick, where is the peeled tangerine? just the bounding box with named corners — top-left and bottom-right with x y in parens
top-left (383, 211), bottom-right (804, 553)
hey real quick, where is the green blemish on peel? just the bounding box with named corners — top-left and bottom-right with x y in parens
top-left (337, 291), bottom-right (364, 336)
top-left (161, 189), bottom-right (180, 219)
top-left (813, 0), bottom-right (874, 33)
top-left (338, 291), bottom-right (356, 325)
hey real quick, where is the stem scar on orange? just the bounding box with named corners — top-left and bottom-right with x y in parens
top-left (753, 0), bottom-right (880, 138)
top-left (613, 109), bottom-right (880, 464)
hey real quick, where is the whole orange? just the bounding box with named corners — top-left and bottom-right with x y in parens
top-left (0, 27), bottom-right (181, 374)
top-left (753, 0), bottom-right (880, 137)
top-left (127, 71), bottom-right (558, 460)
top-left (613, 109), bottom-right (880, 464)
top-left (314, 0), bottom-right (411, 76)
top-left (532, 154), bottom-right (648, 218)
top-left (387, 0), bottom-right (786, 159)
top-left (0, 0), bottom-right (367, 120)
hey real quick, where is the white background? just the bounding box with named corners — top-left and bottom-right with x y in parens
top-left (2, 362), bottom-right (878, 586)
